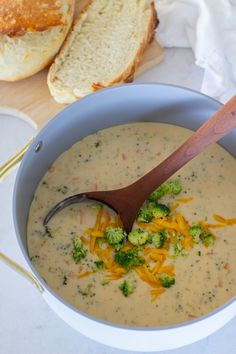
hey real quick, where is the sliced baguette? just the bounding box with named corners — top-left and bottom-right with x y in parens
top-left (48, 0), bottom-right (158, 103)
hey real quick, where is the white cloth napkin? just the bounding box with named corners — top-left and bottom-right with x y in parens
top-left (155, 0), bottom-right (236, 102)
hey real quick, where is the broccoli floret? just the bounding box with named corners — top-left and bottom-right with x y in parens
top-left (136, 202), bottom-right (169, 223)
top-left (90, 203), bottom-right (103, 210)
top-left (152, 232), bottom-right (164, 248)
top-left (161, 228), bottom-right (171, 240)
top-left (152, 203), bottom-right (170, 218)
top-left (128, 228), bottom-right (149, 246)
top-left (119, 280), bottom-right (135, 297)
top-left (172, 232), bottom-right (184, 240)
top-left (71, 236), bottom-right (87, 263)
top-left (114, 248), bottom-right (144, 270)
top-left (151, 228), bottom-right (171, 247)
top-left (146, 234), bottom-right (153, 244)
top-left (94, 260), bottom-right (104, 270)
top-left (148, 179), bottom-right (182, 202)
top-left (100, 279), bottom-right (110, 286)
top-left (189, 225), bottom-right (214, 247)
top-left (189, 224), bottom-right (204, 243)
top-left (167, 179), bottom-right (182, 195)
top-left (97, 237), bottom-right (106, 248)
top-left (105, 226), bottom-right (125, 246)
top-left (78, 283), bottom-right (95, 297)
top-left (171, 241), bottom-right (183, 257)
top-left (136, 203), bottom-right (153, 223)
top-left (114, 243), bottom-right (123, 251)
top-left (202, 234), bottom-right (214, 247)
top-left (159, 274), bottom-right (175, 288)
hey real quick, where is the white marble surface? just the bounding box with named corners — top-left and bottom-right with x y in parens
top-left (136, 48), bottom-right (204, 92)
top-left (1, 48), bottom-right (236, 354)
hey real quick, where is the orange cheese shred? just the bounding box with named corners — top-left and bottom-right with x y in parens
top-left (90, 230), bottom-right (104, 237)
top-left (100, 212), bottom-right (111, 231)
top-left (151, 261), bottom-right (162, 275)
top-left (150, 288), bottom-right (166, 302)
top-left (90, 236), bottom-right (97, 253)
top-left (176, 197), bottom-right (193, 203)
top-left (205, 223), bottom-right (226, 229)
top-left (115, 214), bottom-right (123, 228)
top-left (175, 214), bottom-right (189, 232)
top-left (80, 235), bottom-right (89, 245)
top-left (153, 218), bottom-right (179, 230)
top-left (77, 271), bottom-right (93, 279)
top-left (150, 288), bottom-right (166, 295)
top-left (158, 265), bottom-right (175, 276)
top-left (94, 207), bottom-right (103, 230)
top-left (84, 228), bottom-right (92, 235)
top-left (213, 214), bottom-right (236, 225)
top-left (134, 265), bottom-right (161, 288)
top-left (183, 235), bottom-right (193, 249)
top-left (170, 203), bottom-right (180, 211)
top-left (107, 273), bottom-right (123, 280)
top-left (149, 254), bottom-right (164, 262)
top-left (152, 249), bottom-right (169, 256)
top-left (213, 214), bottom-right (227, 223)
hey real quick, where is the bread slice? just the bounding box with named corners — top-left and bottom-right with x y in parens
top-left (0, 0), bottom-right (74, 81)
top-left (48, 0), bottom-right (158, 103)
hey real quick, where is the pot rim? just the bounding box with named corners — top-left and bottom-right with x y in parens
top-left (13, 82), bottom-right (236, 332)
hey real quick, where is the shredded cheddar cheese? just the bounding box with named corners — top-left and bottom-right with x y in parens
top-left (77, 271), bottom-right (93, 279)
top-left (170, 203), bottom-right (179, 211)
top-left (80, 235), bottom-right (89, 245)
top-left (213, 214), bottom-right (236, 225)
top-left (76, 198), bottom-right (235, 303)
top-left (151, 261), bottom-right (162, 275)
top-left (176, 197), bottom-right (193, 203)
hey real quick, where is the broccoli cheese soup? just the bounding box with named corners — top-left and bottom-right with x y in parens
top-left (27, 122), bottom-right (236, 327)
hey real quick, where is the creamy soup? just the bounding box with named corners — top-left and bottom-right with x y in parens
top-left (27, 123), bottom-right (236, 327)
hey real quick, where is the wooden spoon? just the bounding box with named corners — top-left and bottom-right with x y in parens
top-left (44, 95), bottom-right (236, 232)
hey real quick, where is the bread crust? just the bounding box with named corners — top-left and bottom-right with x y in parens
top-left (0, 0), bottom-right (66, 37)
top-left (47, 0), bottom-right (159, 104)
top-left (0, 0), bottom-right (75, 81)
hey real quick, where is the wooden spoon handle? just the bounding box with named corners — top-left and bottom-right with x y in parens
top-left (134, 95), bottom-right (236, 198)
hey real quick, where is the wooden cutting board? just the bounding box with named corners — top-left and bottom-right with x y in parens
top-left (0, 1), bottom-right (164, 129)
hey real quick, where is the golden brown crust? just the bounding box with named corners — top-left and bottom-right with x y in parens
top-left (92, 82), bottom-right (106, 91)
top-left (92, 1), bottom-right (159, 91)
top-left (74, 0), bottom-right (93, 18)
top-left (0, 0), bottom-right (65, 37)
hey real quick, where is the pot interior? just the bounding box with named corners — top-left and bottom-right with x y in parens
top-left (14, 84), bottom-right (236, 256)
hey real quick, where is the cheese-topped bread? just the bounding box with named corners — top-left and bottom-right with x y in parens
top-left (0, 0), bottom-right (74, 81)
top-left (48, 0), bottom-right (158, 103)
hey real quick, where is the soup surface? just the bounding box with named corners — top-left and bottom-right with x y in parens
top-left (27, 123), bottom-right (236, 327)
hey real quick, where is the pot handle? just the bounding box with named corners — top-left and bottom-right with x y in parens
top-left (0, 137), bottom-right (43, 293)
top-left (0, 252), bottom-right (44, 293)
top-left (0, 137), bottom-right (33, 181)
